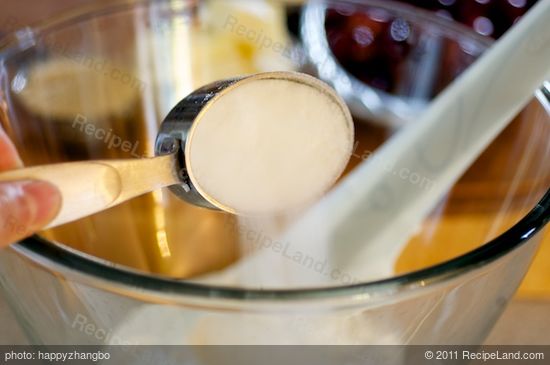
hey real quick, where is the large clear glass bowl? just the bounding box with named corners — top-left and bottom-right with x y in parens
top-left (0, 0), bottom-right (548, 351)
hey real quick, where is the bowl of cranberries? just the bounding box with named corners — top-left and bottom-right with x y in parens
top-left (300, 0), bottom-right (536, 126)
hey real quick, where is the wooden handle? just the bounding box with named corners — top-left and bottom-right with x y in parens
top-left (0, 155), bottom-right (178, 229)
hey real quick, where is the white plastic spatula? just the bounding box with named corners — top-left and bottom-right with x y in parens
top-left (277, 0), bottom-right (550, 285)
top-left (197, 0), bottom-right (550, 288)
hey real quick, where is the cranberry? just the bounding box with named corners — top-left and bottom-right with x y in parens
top-left (346, 12), bottom-right (388, 62)
top-left (326, 27), bottom-right (354, 62)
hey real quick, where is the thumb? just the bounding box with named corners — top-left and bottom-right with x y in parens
top-left (0, 180), bottom-right (61, 248)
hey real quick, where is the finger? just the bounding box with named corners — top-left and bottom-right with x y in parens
top-left (0, 127), bottom-right (23, 171)
top-left (0, 180), bottom-right (61, 248)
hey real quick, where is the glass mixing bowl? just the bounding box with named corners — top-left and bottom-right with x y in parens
top-left (0, 0), bottom-right (548, 352)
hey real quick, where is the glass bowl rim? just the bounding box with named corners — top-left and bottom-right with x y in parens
top-left (1, 0), bottom-right (549, 303)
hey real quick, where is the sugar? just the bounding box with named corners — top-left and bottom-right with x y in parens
top-left (186, 75), bottom-right (354, 214)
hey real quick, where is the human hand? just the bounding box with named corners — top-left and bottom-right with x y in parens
top-left (0, 127), bottom-right (61, 248)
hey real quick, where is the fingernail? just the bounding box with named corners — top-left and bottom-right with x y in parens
top-left (21, 181), bottom-right (62, 228)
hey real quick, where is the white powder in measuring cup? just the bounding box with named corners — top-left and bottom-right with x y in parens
top-left (186, 75), bottom-right (355, 215)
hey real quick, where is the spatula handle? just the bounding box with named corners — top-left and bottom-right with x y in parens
top-left (0, 155), bottom-right (178, 229)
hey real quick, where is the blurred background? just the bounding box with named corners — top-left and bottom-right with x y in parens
top-left (0, 0), bottom-right (548, 345)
